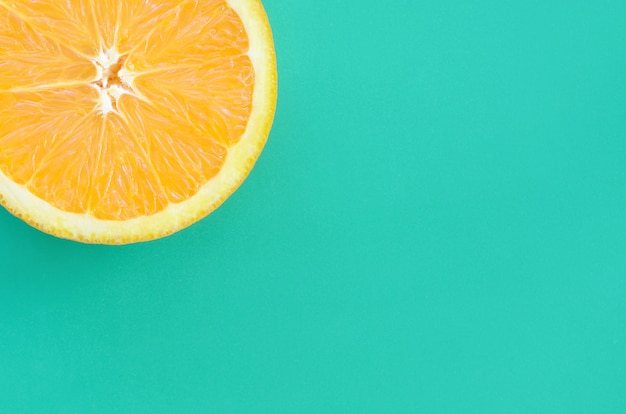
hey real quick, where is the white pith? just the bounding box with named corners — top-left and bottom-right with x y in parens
top-left (90, 47), bottom-right (139, 115)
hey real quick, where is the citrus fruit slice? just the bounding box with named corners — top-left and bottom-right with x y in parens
top-left (0, 0), bottom-right (277, 244)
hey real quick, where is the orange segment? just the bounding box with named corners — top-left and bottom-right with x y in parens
top-left (0, 1), bottom-right (102, 56)
top-left (0, 0), bottom-right (277, 244)
top-left (85, 113), bottom-right (168, 219)
top-left (116, 96), bottom-right (228, 206)
top-left (0, 86), bottom-right (98, 186)
top-left (0, 7), bottom-right (96, 90)
top-left (124, 1), bottom-right (249, 68)
top-left (132, 54), bottom-right (254, 146)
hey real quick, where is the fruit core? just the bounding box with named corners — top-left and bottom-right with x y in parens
top-left (91, 48), bottom-right (135, 114)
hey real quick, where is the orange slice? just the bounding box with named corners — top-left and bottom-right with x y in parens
top-left (0, 0), bottom-right (277, 244)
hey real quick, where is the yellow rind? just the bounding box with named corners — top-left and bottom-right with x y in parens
top-left (0, 0), bottom-right (277, 244)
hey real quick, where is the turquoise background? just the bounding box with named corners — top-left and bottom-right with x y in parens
top-left (1, 0), bottom-right (626, 412)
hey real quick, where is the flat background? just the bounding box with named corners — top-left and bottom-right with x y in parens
top-left (1, 0), bottom-right (626, 412)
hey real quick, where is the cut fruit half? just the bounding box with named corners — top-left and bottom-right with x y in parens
top-left (0, 0), bottom-right (277, 244)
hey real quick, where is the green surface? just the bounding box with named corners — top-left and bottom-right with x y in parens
top-left (1, 0), bottom-right (626, 412)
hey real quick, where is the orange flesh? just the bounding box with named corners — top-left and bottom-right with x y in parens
top-left (0, 0), bottom-right (254, 220)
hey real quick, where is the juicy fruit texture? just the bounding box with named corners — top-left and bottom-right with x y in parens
top-left (0, 0), bottom-right (277, 243)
